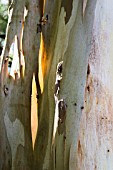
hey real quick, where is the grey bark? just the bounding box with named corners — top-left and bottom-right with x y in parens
top-left (0, 0), bottom-right (112, 170)
top-left (0, 0), bottom-right (41, 169)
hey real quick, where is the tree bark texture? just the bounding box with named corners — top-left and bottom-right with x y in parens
top-left (0, 0), bottom-right (113, 170)
top-left (0, 0), bottom-right (41, 169)
top-left (34, 0), bottom-right (97, 169)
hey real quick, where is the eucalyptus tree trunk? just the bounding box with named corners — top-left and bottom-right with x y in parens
top-left (0, 0), bottom-right (113, 170)
top-left (34, 0), bottom-right (113, 169)
top-left (0, 0), bottom-right (41, 169)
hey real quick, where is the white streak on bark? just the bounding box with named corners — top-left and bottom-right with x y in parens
top-left (10, 35), bottom-right (20, 79)
top-left (52, 99), bottom-right (59, 144)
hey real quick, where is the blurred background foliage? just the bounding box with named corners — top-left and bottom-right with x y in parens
top-left (0, 0), bottom-right (8, 54)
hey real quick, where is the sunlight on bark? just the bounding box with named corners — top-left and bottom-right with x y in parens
top-left (10, 35), bottom-right (20, 79)
top-left (38, 34), bottom-right (44, 93)
top-left (31, 74), bottom-right (38, 149)
top-left (38, 33), bottom-right (48, 93)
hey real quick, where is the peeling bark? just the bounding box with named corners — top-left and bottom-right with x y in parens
top-left (1, 0), bottom-right (112, 169)
top-left (0, 0), bottom-right (41, 169)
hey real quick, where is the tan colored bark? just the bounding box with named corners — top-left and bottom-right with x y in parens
top-left (76, 1), bottom-right (113, 169)
top-left (0, 0), bottom-right (41, 169)
top-left (1, 0), bottom-right (112, 169)
top-left (34, 0), bottom-right (104, 170)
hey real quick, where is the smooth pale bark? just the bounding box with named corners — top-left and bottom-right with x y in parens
top-left (0, 0), bottom-right (41, 169)
top-left (76, 1), bottom-right (113, 170)
top-left (34, 0), bottom-right (113, 170)
top-left (1, 0), bottom-right (113, 170)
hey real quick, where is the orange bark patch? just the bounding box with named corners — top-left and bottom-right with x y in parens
top-left (31, 75), bottom-right (38, 149)
top-left (38, 34), bottom-right (48, 92)
top-left (78, 140), bottom-right (83, 161)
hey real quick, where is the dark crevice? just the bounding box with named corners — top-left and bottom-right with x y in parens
top-left (61, 0), bottom-right (73, 24)
top-left (87, 63), bottom-right (90, 76)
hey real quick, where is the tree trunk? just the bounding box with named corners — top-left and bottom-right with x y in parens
top-left (34, 0), bottom-right (113, 169)
top-left (1, 0), bottom-right (113, 170)
top-left (0, 0), bottom-right (41, 169)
